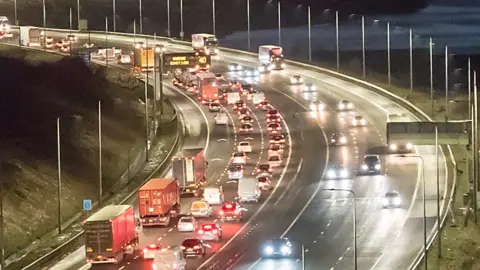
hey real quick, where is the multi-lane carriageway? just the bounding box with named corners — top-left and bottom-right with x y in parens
top-left (4, 31), bottom-right (454, 270)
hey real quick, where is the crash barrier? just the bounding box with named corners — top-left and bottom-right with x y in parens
top-left (9, 26), bottom-right (454, 270)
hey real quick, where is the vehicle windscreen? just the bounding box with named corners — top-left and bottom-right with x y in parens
top-left (258, 177), bottom-right (268, 183)
top-left (365, 156), bottom-right (379, 163)
top-left (180, 217), bottom-right (193, 222)
top-left (385, 193), bottom-right (398, 198)
top-left (229, 165), bottom-right (241, 171)
top-left (267, 239), bottom-right (288, 246)
top-left (233, 153), bottom-right (243, 157)
top-left (355, 116), bottom-right (363, 120)
top-left (270, 156), bottom-right (280, 161)
top-left (240, 142), bottom-right (249, 146)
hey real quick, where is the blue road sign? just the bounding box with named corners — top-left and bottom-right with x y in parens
top-left (83, 199), bottom-right (92, 211)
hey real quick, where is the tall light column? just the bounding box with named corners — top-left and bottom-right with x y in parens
top-left (445, 46), bottom-right (449, 120)
top-left (430, 37), bottom-right (434, 115)
top-left (307, 6), bottom-right (311, 63)
top-left (167, 0), bottom-right (171, 37)
top-left (139, 0), bottom-right (143, 34)
top-left (180, 0), bottom-right (184, 39)
top-left (98, 101), bottom-right (103, 206)
top-left (387, 22), bottom-right (391, 86)
top-left (105, 17), bottom-right (108, 68)
top-left (435, 123), bottom-right (441, 258)
top-left (335, 11), bottom-right (339, 72)
top-left (409, 28), bottom-right (413, 94)
top-left (247, 0), bottom-right (250, 51)
top-left (42, 0), bottom-right (46, 50)
top-left (212, 0), bottom-right (216, 35)
top-left (77, 0), bottom-right (80, 29)
top-left (277, 1), bottom-right (281, 46)
top-left (361, 15), bottom-right (365, 78)
top-left (14, 0), bottom-right (17, 25)
top-left (56, 117), bottom-right (62, 234)
top-left (113, 0), bottom-right (116, 32)
top-left (468, 58), bottom-right (471, 117)
top-left (474, 70), bottom-right (478, 224)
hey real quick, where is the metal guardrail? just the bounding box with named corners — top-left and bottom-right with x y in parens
top-left (8, 26), bottom-right (455, 269)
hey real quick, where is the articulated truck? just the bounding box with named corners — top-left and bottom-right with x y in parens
top-left (84, 205), bottom-right (139, 264)
top-left (138, 178), bottom-right (180, 227)
top-left (197, 72), bottom-right (219, 104)
top-left (172, 148), bottom-right (208, 196)
top-left (192, 33), bottom-right (219, 55)
top-left (132, 47), bottom-right (156, 75)
top-left (19, 26), bottom-right (41, 47)
top-left (258, 45), bottom-right (285, 70)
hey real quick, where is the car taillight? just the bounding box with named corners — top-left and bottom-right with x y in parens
top-left (172, 263), bottom-right (177, 269)
top-left (212, 229), bottom-right (218, 234)
top-left (180, 246), bottom-right (186, 250)
top-left (143, 248), bottom-right (148, 253)
top-left (234, 209), bottom-right (241, 215)
top-left (268, 127), bottom-right (272, 131)
top-left (256, 168), bottom-right (260, 172)
top-left (276, 127), bottom-right (281, 130)
top-left (194, 245), bottom-right (201, 249)
top-left (198, 230), bottom-right (204, 235)
top-left (268, 168), bottom-right (272, 172)
top-left (219, 210), bottom-right (224, 215)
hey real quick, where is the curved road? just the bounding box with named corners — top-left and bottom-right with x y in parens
top-left (4, 29), bottom-right (452, 270)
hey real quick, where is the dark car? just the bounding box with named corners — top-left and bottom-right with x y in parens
top-left (180, 238), bottom-right (209, 258)
top-left (261, 238), bottom-right (293, 258)
top-left (360, 155), bottom-right (382, 174)
top-left (218, 202), bottom-right (243, 221)
top-left (256, 164), bottom-right (272, 175)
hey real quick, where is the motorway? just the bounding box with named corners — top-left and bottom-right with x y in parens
top-left (4, 30), bottom-right (452, 270)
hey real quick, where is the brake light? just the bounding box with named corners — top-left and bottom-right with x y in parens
top-left (198, 229), bottom-right (204, 235)
top-left (212, 229), bottom-right (218, 234)
top-left (234, 209), bottom-right (241, 215)
top-left (268, 127), bottom-right (272, 131)
top-left (256, 168), bottom-right (260, 172)
top-left (172, 263), bottom-right (177, 269)
top-left (143, 248), bottom-right (148, 253)
top-left (269, 168), bottom-right (272, 172)
top-left (180, 246), bottom-right (186, 250)
top-left (226, 204), bottom-right (233, 209)
top-left (219, 210), bottom-right (224, 215)
top-left (204, 225), bottom-right (212, 229)
top-left (194, 245), bottom-right (201, 249)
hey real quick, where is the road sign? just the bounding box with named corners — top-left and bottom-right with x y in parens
top-left (79, 19), bottom-right (88, 31)
top-left (386, 121), bottom-right (470, 146)
top-left (83, 199), bottom-right (92, 211)
top-left (163, 52), bottom-right (198, 68)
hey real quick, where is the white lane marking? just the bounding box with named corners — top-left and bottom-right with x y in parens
top-left (246, 89), bottom-right (330, 270)
top-left (118, 266), bottom-right (125, 270)
top-left (197, 104), bottom-right (294, 269)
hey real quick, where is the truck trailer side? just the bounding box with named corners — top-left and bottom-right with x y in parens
top-left (138, 178), bottom-right (180, 227)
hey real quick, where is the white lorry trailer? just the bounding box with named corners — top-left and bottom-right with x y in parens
top-left (19, 26), bottom-right (41, 47)
top-left (192, 33), bottom-right (219, 55)
top-left (237, 177), bottom-right (261, 203)
top-left (386, 113), bottom-right (413, 153)
top-left (258, 45), bottom-right (285, 70)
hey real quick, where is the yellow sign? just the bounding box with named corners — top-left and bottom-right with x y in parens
top-left (169, 56), bottom-right (191, 66)
top-left (198, 56), bottom-right (207, 64)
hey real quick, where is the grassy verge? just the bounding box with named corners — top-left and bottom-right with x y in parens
top-left (0, 44), bottom-right (180, 269)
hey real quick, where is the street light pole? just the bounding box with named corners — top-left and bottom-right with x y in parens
top-left (42, 0), bottom-right (46, 50)
top-left (277, 1), bottom-right (281, 46)
top-left (435, 124), bottom-right (441, 258)
top-left (105, 17), bottom-right (108, 68)
top-left (14, 0), bottom-right (17, 25)
top-left (247, 0), bottom-right (250, 51)
top-left (112, 0), bottom-right (116, 32)
top-left (307, 5), bottom-right (311, 63)
top-left (301, 244), bottom-right (305, 270)
top-left (468, 58), bottom-right (471, 117)
top-left (77, 0), bottom-right (80, 30)
top-left (430, 37), bottom-right (434, 116)
top-left (139, 0), bottom-right (143, 34)
top-left (335, 11), bottom-right (339, 72)
top-left (167, 0), bottom-right (171, 37)
top-left (387, 22), bottom-right (391, 86)
top-left (409, 28), bottom-right (413, 94)
top-left (323, 188), bottom-right (357, 270)
top-left (474, 70), bottom-right (478, 224)
top-left (445, 46), bottom-right (449, 120)
top-left (361, 15), bottom-right (365, 78)
top-left (180, 0), bottom-right (184, 40)
top-left (212, 0), bottom-right (216, 35)
top-left (56, 117), bottom-right (62, 234)
top-left (98, 101), bottom-right (103, 206)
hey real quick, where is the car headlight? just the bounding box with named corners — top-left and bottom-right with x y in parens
top-left (340, 137), bottom-right (347, 143)
top-left (281, 246), bottom-right (291, 254)
top-left (319, 104), bottom-right (325, 110)
top-left (362, 164), bottom-right (368, 171)
top-left (375, 164), bottom-right (381, 170)
top-left (406, 143), bottom-right (413, 149)
top-left (215, 48), bottom-right (219, 53)
top-left (382, 198), bottom-right (389, 205)
top-left (229, 66), bottom-right (235, 71)
top-left (347, 103), bottom-right (354, 108)
top-left (259, 66), bottom-right (265, 71)
top-left (281, 63), bottom-right (286, 68)
top-left (238, 65), bottom-right (243, 70)
top-left (341, 169), bottom-right (348, 178)
top-left (339, 103), bottom-right (345, 109)
top-left (304, 86), bottom-right (309, 91)
top-left (291, 78), bottom-right (296, 83)
top-left (394, 198), bottom-right (401, 205)
top-left (389, 144), bottom-right (397, 151)
top-left (352, 120), bottom-right (357, 125)
top-left (331, 139), bottom-right (335, 143)
top-left (327, 170), bottom-right (336, 178)
top-left (361, 119), bottom-right (366, 125)
top-left (255, 71), bottom-right (259, 75)
top-left (264, 246), bottom-right (274, 255)
top-left (311, 86), bottom-right (317, 90)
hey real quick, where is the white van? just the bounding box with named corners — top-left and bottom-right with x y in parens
top-left (190, 201), bottom-right (213, 218)
top-left (252, 92), bottom-right (265, 104)
top-left (227, 92), bottom-right (240, 104)
top-left (152, 246), bottom-right (186, 270)
top-left (203, 187), bottom-right (224, 205)
top-left (237, 177), bottom-right (261, 203)
top-left (214, 113), bottom-right (229, 125)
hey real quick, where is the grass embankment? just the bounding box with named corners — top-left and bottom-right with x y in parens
top-left (0, 45), bottom-right (173, 260)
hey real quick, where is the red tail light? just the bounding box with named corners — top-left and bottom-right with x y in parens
top-left (268, 127), bottom-right (272, 131)
top-left (198, 230), bottom-right (204, 235)
top-left (256, 168), bottom-right (260, 173)
top-left (212, 229), bottom-right (218, 234)
top-left (180, 246), bottom-right (186, 250)
top-left (143, 248), bottom-right (148, 253)
top-left (219, 210), bottom-right (224, 215)
top-left (234, 209), bottom-right (241, 215)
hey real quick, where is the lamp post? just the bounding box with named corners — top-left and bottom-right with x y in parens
top-left (445, 46), bottom-right (449, 120)
top-left (307, 6), bottom-right (311, 63)
top-left (138, 0), bottom-right (143, 34)
top-left (277, 0), bottom-right (281, 46)
top-left (167, 0), bottom-right (171, 37)
top-left (387, 22), bottom-right (391, 86)
top-left (429, 37), bottom-right (434, 116)
top-left (98, 101), bottom-right (103, 206)
top-left (396, 154), bottom-right (427, 269)
top-left (409, 28), bottom-right (413, 94)
top-left (77, 0), bottom-right (80, 29)
top-left (56, 118), bottom-right (62, 234)
top-left (180, 0), bottom-right (184, 40)
top-left (112, 0), bottom-right (116, 32)
top-left (361, 15), bottom-right (365, 78)
top-left (323, 188), bottom-right (357, 270)
top-left (335, 11), bottom-right (339, 72)
top-left (212, 0), bottom-right (216, 35)
top-left (247, 0), bottom-right (250, 51)
top-left (14, 0), bottom-right (17, 25)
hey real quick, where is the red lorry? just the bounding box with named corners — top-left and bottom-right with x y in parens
top-left (84, 205), bottom-right (139, 264)
top-left (197, 72), bottom-right (219, 104)
top-left (172, 148), bottom-right (208, 196)
top-left (138, 178), bottom-right (180, 227)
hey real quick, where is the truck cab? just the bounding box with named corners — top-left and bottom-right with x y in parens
top-left (258, 45), bottom-right (285, 70)
top-left (386, 113), bottom-right (413, 153)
